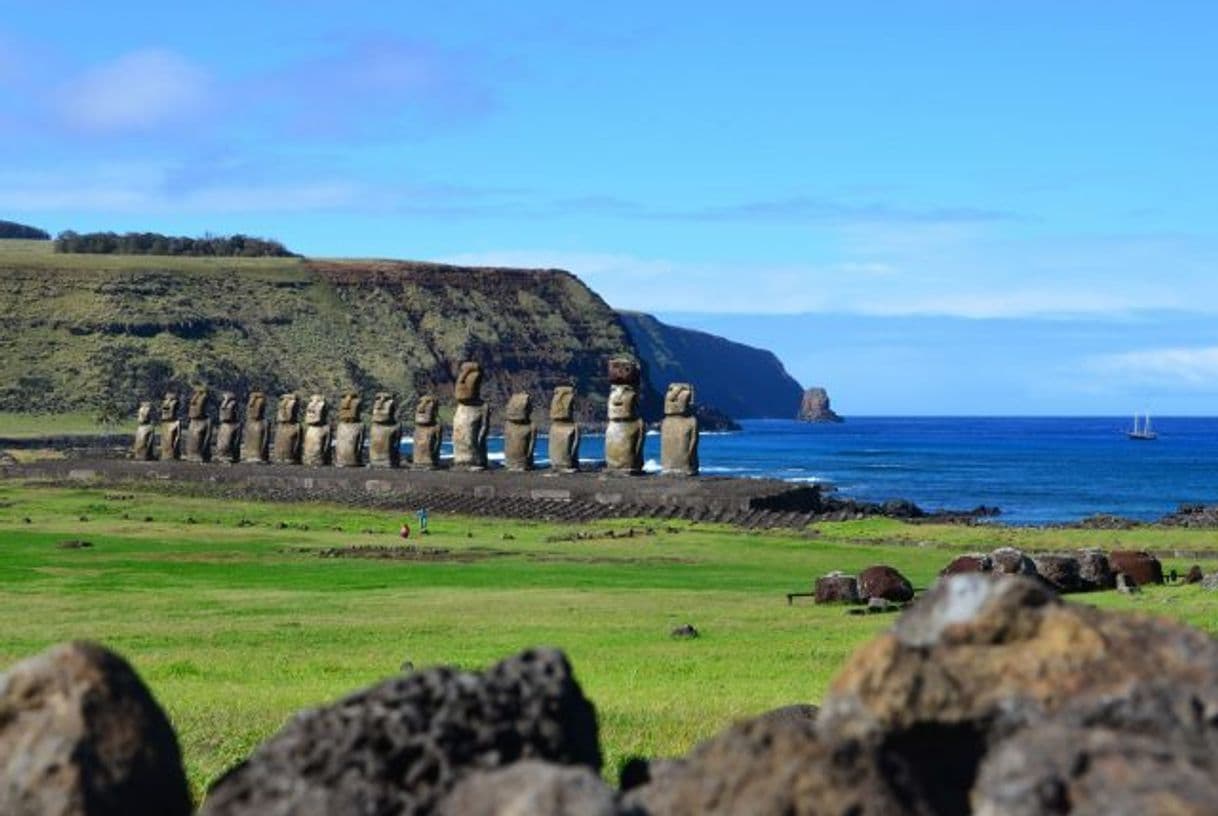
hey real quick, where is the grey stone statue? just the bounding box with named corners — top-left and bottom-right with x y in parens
top-left (451, 362), bottom-right (489, 470)
top-left (604, 358), bottom-right (645, 474)
top-left (368, 392), bottom-right (401, 468)
top-left (546, 386), bottom-right (580, 472)
top-left (334, 391), bottom-right (365, 468)
top-left (183, 387), bottom-right (213, 463)
top-left (272, 393), bottom-right (302, 465)
top-left (159, 392), bottom-right (181, 461)
top-left (503, 392), bottom-right (537, 471)
top-left (302, 394), bottom-right (332, 466)
top-left (213, 391), bottom-right (241, 464)
top-left (660, 382), bottom-right (699, 476)
top-left (132, 401), bottom-right (155, 461)
top-left (411, 395), bottom-right (443, 469)
top-left (241, 391), bottom-right (270, 464)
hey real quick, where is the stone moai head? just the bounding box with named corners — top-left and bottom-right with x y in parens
top-left (608, 384), bottom-right (640, 421)
top-left (415, 395), bottom-right (438, 425)
top-left (276, 393), bottom-right (300, 423)
top-left (137, 401), bottom-right (153, 424)
top-left (188, 387), bottom-right (210, 420)
top-left (218, 392), bottom-right (238, 423)
top-left (665, 383), bottom-right (694, 417)
top-left (608, 357), bottom-right (641, 388)
top-left (506, 392), bottom-right (533, 423)
top-left (338, 391), bottom-right (363, 423)
top-left (305, 394), bottom-right (328, 426)
top-left (371, 392), bottom-right (397, 424)
top-left (550, 386), bottom-right (575, 421)
top-left (455, 362), bottom-right (483, 404)
top-left (247, 391), bottom-right (267, 421)
top-left (160, 392), bottom-right (180, 421)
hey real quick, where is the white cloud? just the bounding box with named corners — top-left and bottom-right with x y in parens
top-left (56, 49), bottom-right (212, 133)
top-left (1089, 346), bottom-right (1218, 388)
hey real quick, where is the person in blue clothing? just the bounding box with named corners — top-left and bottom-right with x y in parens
top-left (416, 507), bottom-right (429, 534)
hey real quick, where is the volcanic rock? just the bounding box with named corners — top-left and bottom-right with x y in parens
top-left (857, 565), bottom-right (914, 602)
top-left (989, 546), bottom-right (1037, 576)
top-left (941, 553), bottom-right (992, 575)
top-left (814, 572), bottom-right (860, 604)
top-left (199, 648), bottom-right (601, 816)
top-left (1077, 548), bottom-right (1116, 590)
top-left (0, 641), bottom-right (191, 816)
top-left (437, 761), bottom-right (618, 816)
top-left (1109, 550), bottom-right (1164, 586)
top-left (796, 387), bottom-right (843, 423)
top-left (1030, 554), bottom-right (1084, 593)
top-left (1185, 565), bottom-right (1204, 584)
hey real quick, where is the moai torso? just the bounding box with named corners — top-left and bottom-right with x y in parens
top-left (183, 388), bottom-right (212, 463)
top-left (451, 362), bottom-right (489, 470)
top-left (660, 383), bottom-right (699, 476)
top-left (132, 402), bottom-right (156, 461)
top-left (412, 396), bottom-right (443, 469)
top-left (241, 392), bottom-right (270, 463)
top-left (546, 386), bottom-right (580, 472)
top-left (503, 393), bottom-right (537, 471)
top-left (334, 392), bottom-right (365, 468)
top-left (213, 392), bottom-right (241, 463)
top-left (272, 394), bottom-right (302, 465)
top-left (604, 358), bottom-right (645, 474)
top-left (368, 392), bottom-right (401, 468)
top-left (302, 394), bottom-right (332, 466)
top-left (159, 393), bottom-right (181, 461)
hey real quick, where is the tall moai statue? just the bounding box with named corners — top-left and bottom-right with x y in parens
top-left (241, 391), bottom-right (270, 464)
top-left (547, 386), bottom-right (580, 472)
top-left (183, 387), bottom-right (213, 463)
top-left (412, 395), bottom-right (443, 469)
top-left (213, 392), bottom-right (242, 464)
top-left (159, 392), bottom-right (182, 461)
top-left (302, 394), bottom-right (332, 466)
top-left (334, 391), bottom-right (366, 468)
top-left (604, 357), bottom-right (646, 474)
top-left (451, 362), bottom-right (490, 470)
top-left (660, 383), bottom-right (699, 476)
top-left (368, 392), bottom-right (401, 468)
top-left (503, 392), bottom-right (537, 471)
top-left (272, 393), bottom-right (303, 465)
top-left (132, 401), bottom-right (156, 461)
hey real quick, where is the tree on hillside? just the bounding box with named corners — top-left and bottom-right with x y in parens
top-left (0, 220), bottom-right (51, 240)
top-left (53, 230), bottom-right (297, 257)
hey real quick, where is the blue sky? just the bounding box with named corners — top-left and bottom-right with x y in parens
top-left (2, 2), bottom-right (1217, 414)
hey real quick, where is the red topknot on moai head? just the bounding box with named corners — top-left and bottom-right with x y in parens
top-left (608, 356), bottom-right (640, 387)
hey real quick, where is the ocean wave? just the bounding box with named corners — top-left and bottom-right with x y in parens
top-left (643, 458), bottom-right (661, 473)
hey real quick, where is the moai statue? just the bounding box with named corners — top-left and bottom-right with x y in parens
top-left (451, 362), bottom-right (489, 470)
top-left (183, 387), bottom-right (213, 463)
top-left (159, 392), bottom-right (181, 461)
top-left (334, 391), bottom-right (366, 468)
top-left (132, 401), bottom-right (156, 461)
top-left (547, 386), bottom-right (580, 472)
top-left (213, 391), bottom-right (242, 464)
top-left (660, 383), bottom-right (699, 476)
top-left (411, 395), bottom-right (443, 469)
top-left (272, 393), bottom-right (303, 465)
top-left (241, 391), bottom-right (270, 464)
top-left (368, 392), bottom-right (401, 468)
top-left (302, 394), bottom-right (332, 466)
top-left (503, 392), bottom-right (537, 471)
top-left (604, 358), bottom-right (645, 474)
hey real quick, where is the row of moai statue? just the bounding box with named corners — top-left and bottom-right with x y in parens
top-left (131, 358), bottom-right (699, 475)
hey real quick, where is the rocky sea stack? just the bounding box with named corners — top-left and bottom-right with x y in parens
top-left (797, 386), bottom-right (843, 423)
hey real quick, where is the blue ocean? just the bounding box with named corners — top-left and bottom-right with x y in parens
top-left (464, 417), bottom-right (1218, 525)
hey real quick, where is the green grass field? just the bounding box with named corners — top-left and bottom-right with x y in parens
top-left (3, 481), bottom-right (1218, 801)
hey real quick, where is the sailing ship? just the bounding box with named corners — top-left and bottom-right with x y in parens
top-left (1127, 413), bottom-right (1158, 441)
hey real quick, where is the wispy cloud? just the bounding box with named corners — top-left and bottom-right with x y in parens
top-left (55, 49), bottom-right (214, 134)
top-left (1088, 346), bottom-right (1218, 388)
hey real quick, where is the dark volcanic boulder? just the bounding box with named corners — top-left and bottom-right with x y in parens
top-left (1031, 554), bottom-right (1084, 593)
top-left (437, 761), bottom-right (618, 816)
top-left (1109, 550), bottom-right (1164, 586)
top-left (0, 641), bottom-right (191, 816)
top-left (857, 565), bottom-right (914, 602)
top-left (814, 572), bottom-right (860, 604)
top-left (989, 546), bottom-right (1037, 576)
top-left (1077, 548), bottom-right (1116, 590)
top-left (199, 648), bottom-right (600, 816)
top-left (941, 553), bottom-right (992, 575)
top-left (1186, 565), bottom-right (1204, 584)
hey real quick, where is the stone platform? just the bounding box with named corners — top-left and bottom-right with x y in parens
top-left (2, 459), bottom-right (826, 528)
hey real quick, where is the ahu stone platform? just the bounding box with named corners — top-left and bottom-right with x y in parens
top-left (2, 459), bottom-right (824, 528)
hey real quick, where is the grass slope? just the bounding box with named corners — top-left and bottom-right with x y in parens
top-left (3, 482), bottom-right (1218, 801)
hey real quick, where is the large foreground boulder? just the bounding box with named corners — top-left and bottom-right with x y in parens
top-left (0, 641), bottom-right (191, 816)
top-left (199, 648), bottom-right (600, 816)
top-left (437, 761), bottom-right (618, 816)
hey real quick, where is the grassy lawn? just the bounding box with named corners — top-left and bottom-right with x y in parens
top-left (3, 481), bottom-right (1218, 801)
top-left (0, 411), bottom-right (119, 438)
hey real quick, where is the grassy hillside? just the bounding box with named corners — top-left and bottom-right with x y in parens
top-left (0, 241), bottom-right (634, 424)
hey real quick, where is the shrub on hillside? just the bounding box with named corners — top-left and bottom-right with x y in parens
top-left (0, 219), bottom-right (50, 240)
top-left (53, 230), bottom-right (296, 257)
